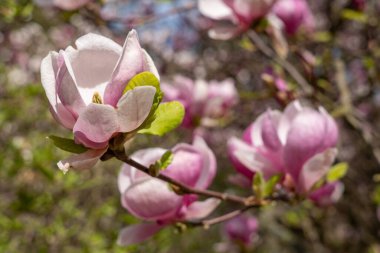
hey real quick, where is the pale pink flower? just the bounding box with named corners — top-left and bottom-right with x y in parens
top-left (225, 214), bottom-right (259, 245)
top-left (162, 75), bottom-right (238, 128)
top-left (271, 0), bottom-right (315, 35)
top-left (117, 136), bottom-right (220, 246)
top-left (228, 100), bottom-right (339, 196)
top-left (198, 0), bottom-right (277, 39)
top-left (41, 30), bottom-right (159, 171)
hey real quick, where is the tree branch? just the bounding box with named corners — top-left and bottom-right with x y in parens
top-left (111, 148), bottom-right (252, 206)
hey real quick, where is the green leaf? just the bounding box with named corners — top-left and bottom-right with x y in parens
top-left (252, 172), bottom-right (264, 200)
top-left (138, 101), bottom-right (184, 136)
top-left (123, 71), bottom-right (162, 100)
top-left (149, 151), bottom-right (174, 176)
top-left (327, 162), bottom-right (348, 182)
top-left (48, 135), bottom-right (88, 154)
top-left (263, 174), bottom-right (281, 197)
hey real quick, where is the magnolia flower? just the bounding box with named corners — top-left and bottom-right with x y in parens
top-left (225, 214), bottom-right (259, 245)
top-left (41, 30), bottom-right (159, 172)
top-left (228, 100), bottom-right (339, 196)
top-left (309, 182), bottom-right (344, 206)
top-left (271, 0), bottom-right (315, 35)
top-left (162, 75), bottom-right (238, 128)
top-left (198, 0), bottom-right (277, 39)
top-left (117, 137), bottom-right (220, 246)
top-left (34, 0), bottom-right (92, 10)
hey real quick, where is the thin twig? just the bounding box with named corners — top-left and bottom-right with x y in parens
top-left (247, 30), bottom-right (314, 96)
top-left (112, 148), bottom-right (251, 205)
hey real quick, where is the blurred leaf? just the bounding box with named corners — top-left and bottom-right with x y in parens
top-left (252, 172), bottom-right (264, 200)
top-left (372, 185), bottom-right (380, 205)
top-left (48, 135), bottom-right (88, 154)
top-left (313, 31), bottom-right (332, 43)
top-left (138, 101), bottom-right (184, 136)
top-left (327, 162), bottom-right (348, 182)
top-left (264, 174), bottom-right (281, 197)
top-left (341, 9), bottom-right (368, 23)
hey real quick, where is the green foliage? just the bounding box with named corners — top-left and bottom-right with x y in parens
top-left (123, 71), bottom-right (162, 101)
top-left (341, 9), bottom-right (368, 23)
top-left (48, 135), bottom-right (88, 154)
top-left (253, 173), bottom-right (281, 200)
top-left (327, 162), bottom-right (348, 182)
top-left (138, 101), bottom-right (185, 136)
top-left (149, 151), bottom-right (174, 176)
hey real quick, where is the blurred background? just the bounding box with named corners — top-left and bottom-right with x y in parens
top-left (0, 0), bottom-right (379, 252)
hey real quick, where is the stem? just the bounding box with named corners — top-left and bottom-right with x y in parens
top-left (185, 206), bottom-right (255, 229)
top-left (247, 30), bottom-right (313, 96)
top-left (112, 148), bottom-right (250, 205)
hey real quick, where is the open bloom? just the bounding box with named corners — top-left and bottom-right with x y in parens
top-left (41, 30), bottom-right (159, 171)
top-left (162, 75), bottom-right (238, 128)
top-left (228, 100), bottom-right (340, 199)
top-left (117, 137), bottom-right (220, 246)
top-left (198, 0), bottom-right (277, 39)
top-left (271, 0), bottom-right (315, 35)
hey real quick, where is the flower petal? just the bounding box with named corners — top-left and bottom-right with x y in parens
top-left (104, 30), bottom-right (158, 106)
top-left (73, 103), bottom-right (119, 149)
top-left (227, 137), bottom-right (255, 178)
top-left (193, 136), bottom-right (217, 189)
top-left (121, 177), bottom-right (183, 221)
top-left (184, 198), bottom-right (221, 220)
top-left (117, 223), bottom-right (163, 246)
top-left (116, 86), bottom-right (156, 133)
top-left (277, 99), bottom-right (303, 144)
top-left (309, 182), bottom-right (344, 206)
top-left (261, 110), bottom-right (282, 151)
top-left (57, 148), bottom-right (107, 173)
top-left (198, 0), bottom-right (235, 20)
top-left (298, 148), bottom-right (338, 192)
top-left (118, 148), bottom-right (166, 193)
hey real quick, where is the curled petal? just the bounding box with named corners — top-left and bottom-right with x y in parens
top-left (319, 107), bottom-right (339, 149)
top-left (104, 30), bottom-right (155, 106)
top-left (192, 136), bottom-right (217, 189)
top-left (277, 100), bottom-right (303, 144)
top-left (73, 103), bottom-right (119, 149)
top-left (117, 223), bottom-right (163, 246)
top-left (121, 177), bottom-right (183, 221)
top-left (116, 86), bottom-right (156, 133)
top-left (57, 148), bottom-right (107, 173)
top-left (298, 148), bottom-right (338, 193)
top-left (227, 137), bottom-right (255, 178)
top-left (261, 110), bottom-right (282, 151)
top-left (309, 182), bottom-right (344, 206)
top-left (184, 198), bottom-right (221, 220)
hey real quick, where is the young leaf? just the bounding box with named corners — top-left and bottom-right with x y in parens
top-left (48, 135), bottom-right (88, 154)
top-left (149, 151), bottom-right (174, 176)
top-left (252, 172), bottom-right (265, 200)
top-left (263, 174), bottom-right (281, 197)
top-left (327, 162), bottom-right (348, 182)
top-left (123, 71), bottom-right (162, 100)
top-left (138, 101), bottom-right (184, 136)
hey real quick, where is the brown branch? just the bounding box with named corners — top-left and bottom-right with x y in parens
top-left (111, 148), bottom-right (252, 206)
top-left (247, 30), bottom-right (314, 96)
top-left (184, 206), bottom-right (256, 229)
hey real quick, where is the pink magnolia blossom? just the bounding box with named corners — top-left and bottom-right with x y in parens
top-left (225, 214), bottom-right (259, 245)
top-left (309, 182), bottom-right (344, 206)
top-left (271, 0), bottom-right (315, 35)
top-left (34, 0), bottom-right (92, 10)
top-left (198, 0), bottom-right (277, 39)
top-left (162, 75), bottom-right (238, 128)
top-left (41, 30), bottom-right (159, 172)
top-left (228, 100), bottom-right (340, 197)
top-left (117, 137), bottom-right (220, 246)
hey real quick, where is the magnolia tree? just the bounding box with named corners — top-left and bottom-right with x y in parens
top-left (36, 0), bottom-right (354, 248)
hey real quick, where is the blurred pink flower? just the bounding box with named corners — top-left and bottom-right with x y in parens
top-left (162, 75), bottom-right (238, 128)
top-left (224, 214), bottom-right (259, 245)
top-left (40, 30), bottom-right (159, 171)
top-left (309, 182), bottom-right (344, 206)
top-left (228, 100), bottom-right (340, 196)
top-left (271, 0), bottom-right (315, 35)
top-left (117, 136), bottom-right (220, 246)
top-left (198, 0), bottom-right (277, 39)
top-left (352, 0), bottom-right (365, 11)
